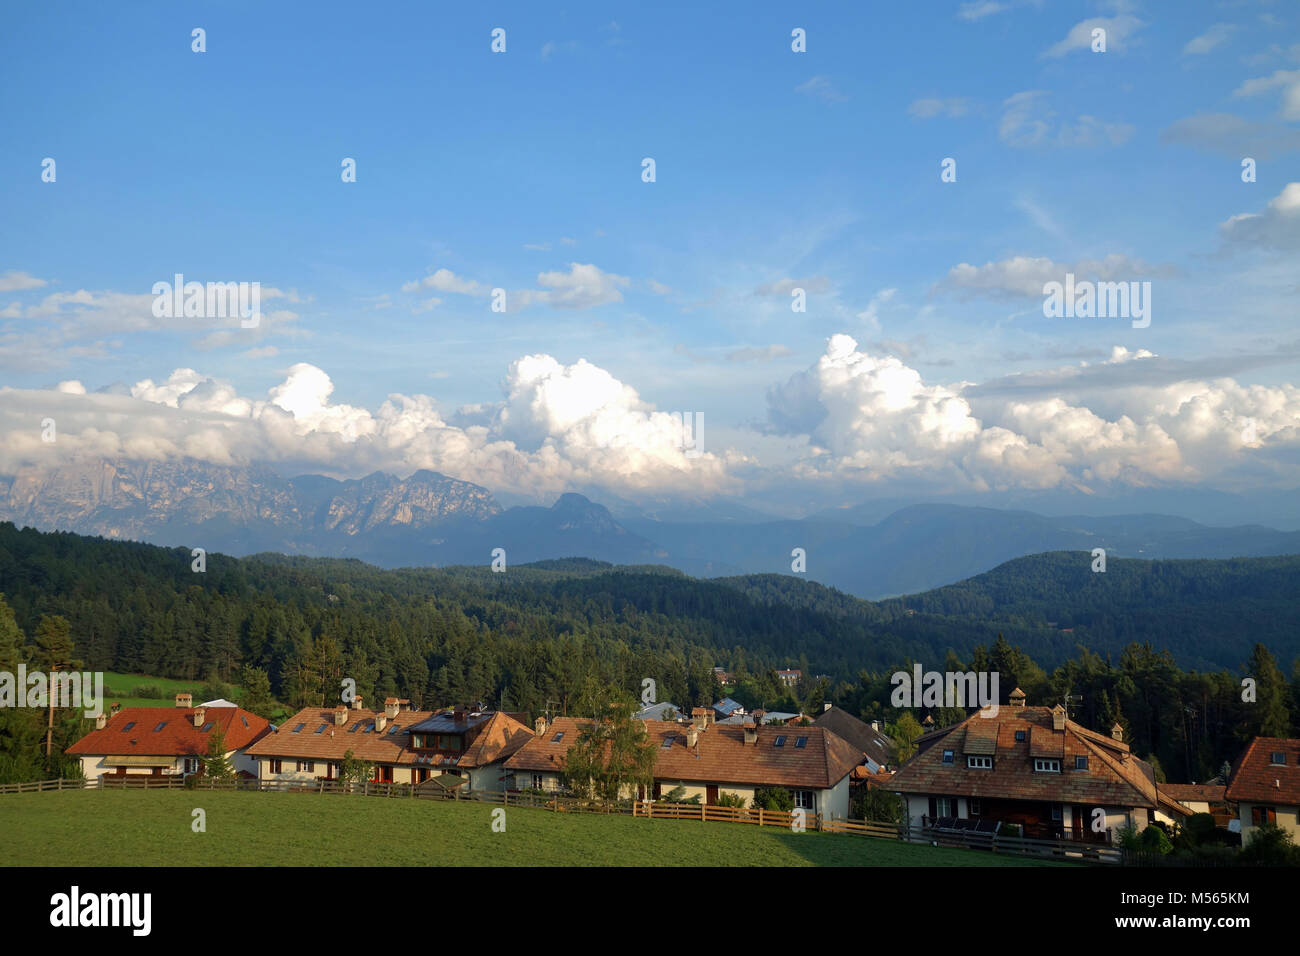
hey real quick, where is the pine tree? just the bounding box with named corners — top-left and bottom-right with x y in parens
top-left (202, 725), bottom-right (233, 780)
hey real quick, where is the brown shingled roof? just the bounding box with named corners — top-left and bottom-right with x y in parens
top-left (66, 706), bottom-right (270, 757)
top-left (1225, 737), bottom-right (1300, 805)
top-left (244, 706), bottom-right (439, 765)
top-left (887, 706), bottom-right (1159, 808)
top-left (504, 717), bottom-right (864, 789)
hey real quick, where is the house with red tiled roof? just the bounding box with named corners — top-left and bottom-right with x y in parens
top-left (66, 693), bottom-right (271, 780)
top-left (1154, 783), bottom-right (1231, 828)
top-left (243, 697), bottom-right (533, 791)
top-left (503, 710), bottom-right (865, 818)
top-left (886, 689), bottom-right (1188, 843)
top-left (1225, 736), bottom-right (1300, 844)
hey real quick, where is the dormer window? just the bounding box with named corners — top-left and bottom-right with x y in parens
top-left (942, 750), bottom-right (954, 764)
top-left (967, 755), bottom-right (992, 769)
top-left (1014, 730), bottom-right (1027, 742)
top-left (1270, 752), bottom-right (1287, 766)
top-left (1034, 758), bottom-right (1062, 773)
top-left (1075, 756), bottom-right (1089, 770)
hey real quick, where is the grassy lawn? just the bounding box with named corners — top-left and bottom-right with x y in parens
top-left (101, 672), bottom-right (227, 710)
top-left (0, 790), bottom-right (1065, 867)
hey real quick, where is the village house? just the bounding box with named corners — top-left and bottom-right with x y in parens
top-left (503, 710), bottom-right (864, 819)
top-left (774, 669), bottom-right (802, 687)
top-left (66, 692), bottom-right (271, 780)
top-left (243, 697), bottom-right (533, 790)
top-left (1224, 736), bottom-right (1300, 844)
top-left (886, 688), bottom-right (1188, 843)
top-left (1154, 783), bottom-right (1231, 829)
top-left (814, 705), bottom-right (893, 774)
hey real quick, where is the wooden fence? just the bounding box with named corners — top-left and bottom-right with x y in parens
top-left (0, 777), bottom-right (1140, 864)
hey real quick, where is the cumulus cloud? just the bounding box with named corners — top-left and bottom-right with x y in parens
top-left (937, 254), bottom-right (1173, 299)
top-left (1000, 91), bottom-right (1134, 148)
top-left (1219, 182), bottom-right (1300, 250)
top-left (512, 263), bottom-right (629, 311)
top-left (0, 352), bottom-right (733, 499)
top-left (764, 337), bottom-right (1300, 492)
top-left (957, 1), bottom-right (1011, 21)
top-left (401, 268), bottom-right (487, 296)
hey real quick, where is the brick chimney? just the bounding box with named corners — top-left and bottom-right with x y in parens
top-left (192, 706), bottom-right (206, 728)
top-left (534, 716), bottom-right (548, 737)
top-left (175, 692), bottom-right (192, 709)
top-left (95, 712), bottom-right (107, 730)
top-left (1111, 722), bottom-right (1124, 742)
top-left (1051, 703), bottom-right (1067, 732)
top-left (1009, 687), bottom-right (1026, 709)
top-left (385, 698), bottom-right (400, 719)
top-left (334, 706), bottom-right (348, 726)
top-left (110, 702), bottom-right (121, 717)
top-left (743, 720), bottom-right (758, 746)
top-left (375, 713), bottom-right (387, 733)
top-left (453, 708), bottom-right (465, 723)
top-left (351, 695), bottom-right (363, 711)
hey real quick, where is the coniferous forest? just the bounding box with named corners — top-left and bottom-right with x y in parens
top-left (1, 521), bottom-right (1297, 785)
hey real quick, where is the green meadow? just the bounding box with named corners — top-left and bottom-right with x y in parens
top-left (1, 790), bottom-right (1064, 867)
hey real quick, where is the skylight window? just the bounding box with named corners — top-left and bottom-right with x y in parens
top-left (774, 736), bottom-right (786, 747)
top-left (315, 724), bottom-right (327, 734)
top-left (552, 732), bottom-right (565, 743)
top-left (942, 750), bottom-right (954, 763)
top-left (795, 737), bottom-right (808, 749)
top-left (240, 715), bottom-right (249, 728)
top-left (348, 722), bottom-right (360, 733)
top-left (153, 721), bottom-right (167, 732)
top-left (201, 722), bottom-right (214, 733)
top-left (123, 721), bottom-right (136, 731)
top-left (1015, 730), bottom-right (1027, 742)
top-left (1270, 752), bottom-right (1287, 765)
top-left (661, 737), bottom-right (674, 748)
top-left (292, 723), bottom-right (305, 733)
top-left (387, 724), bottom-right (400, 734)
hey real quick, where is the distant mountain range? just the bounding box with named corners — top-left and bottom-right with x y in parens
top-left (4, 458), bottom-right (1299, 598)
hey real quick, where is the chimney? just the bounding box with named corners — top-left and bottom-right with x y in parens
top-left (534, 716), bottom-right (548, 738)
top-left (823, 702), bottom-right (832, 712)
top-left (175, 692), bottom-right (192, 709)
top-left (686, 727), bottom-right (699, 748)
top-left (692, 708), bottom-right (709, 731)
top-left (334, 706), bottom-right (348, 726)
top-left (1051, 703), bottom-right (1067, 732)
top-left (351, 695), bottom-right (363, 711)
top-left (385, 698), bottom-right (400, 719)
top-left (742, 721), bottom-right (758, 746)
top-left (1009, 687), bottom-right (1026, 709)
top-left (192, 706), bottom-right (206, 728)
top-left (1111, 722), bottom-right (1124, 742)
top-left (870, 719), bottom-right (880, 733)
top-left (375, 713), bottom-right (387, 733)
top-left (110, 702), bottom-right (121, 717)
top-left (453, 708), bottom-right (465, 723)
top-left (922, 715), bottom-right (935, 732)
top-left (95, 712), bottom-right (107, 730)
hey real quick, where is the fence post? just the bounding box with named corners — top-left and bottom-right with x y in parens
top-left (758, 808), bottom-right (765, 828)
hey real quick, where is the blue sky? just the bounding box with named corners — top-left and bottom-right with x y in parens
top-left (1, 0), bottom-right (1298, 514)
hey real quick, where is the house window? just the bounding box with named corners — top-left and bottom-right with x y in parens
top-left (1270, 752), bottom-right (1287, 766)
top-left (935, 797), bottom-right (956, 817)
top-left (793, 790), bottom-right (814, 810)
top-left (183, 757), bottom-right (199, 774)
top-left (270, 758), bottom-right (282, 774)
top-left (1034, 758), bottom-right (1062, 772)
top-left (1014, 730), bottom-right (1026, 742)
top-left (1051, 805), bottom-right (1063, 822)
top-left (552, 732), bottom-right (565, 743)
top-left (967, 755), bottom-right (992, 769)
top-left (942, 750), bottom-right (954, 764)
top-left (296, 760), bottom-right (314, 773)
top-left (795, 737), bottom-right (808, 748)
top-left (661, 737), bottom-right (674, 748)
top-left (774, 736), bottom-right (786, 747)
top-left (531, 773), bottom-right (543, 789)
top-left (1252, 806), bottom-right (1277, 825)
top-left (1075, 756), bottom-right (1089, 770)
top-left (969, 798), bottom-right (981, 815)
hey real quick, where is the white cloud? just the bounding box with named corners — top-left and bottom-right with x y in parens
top-left (1219, 182), bottom-right (1300, 250)
top-left (0, 271), bottom-right (48, 292)
top-left (402, 268), bottom-right (487, 296)
top-left (1234, 69), bottom-right (1300, 121)
top-left (958, 1), bottom-right (1011, 21)
top-left (1000, 91), bottom-right (1134, 148)
top-left (513, 262), bottom-right (630, 311)
top-left (1183, 23), bottom-right (1237, 56)
top-left (1042, 16), bottom-right (1143, 58)
top-left (795, 76), bottom-right (846, 103)
top-left (937, 254), bottom-right (1171, 299)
